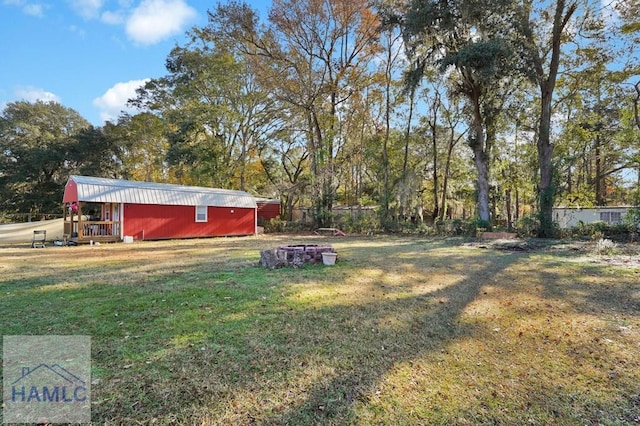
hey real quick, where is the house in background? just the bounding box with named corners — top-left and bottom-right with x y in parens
top-left (63, 175), bottom-right (257, 243)
top-left (553, 206), bottom-right (636, 228)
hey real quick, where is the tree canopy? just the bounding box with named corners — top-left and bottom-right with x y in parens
top-left (1, 0), bottom-right (638, 235)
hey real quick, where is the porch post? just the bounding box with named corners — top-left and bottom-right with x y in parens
top-left (78, 202), bottom-right (83, 239)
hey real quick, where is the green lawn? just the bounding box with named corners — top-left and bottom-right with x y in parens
top-left (1, 235), bottom-right (639, 425)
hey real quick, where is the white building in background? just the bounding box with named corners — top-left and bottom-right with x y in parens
top-left (553, 206), bottom-right (636, 228)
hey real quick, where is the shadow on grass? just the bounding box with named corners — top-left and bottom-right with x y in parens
top-left (2, 237), bottom-right (639, 424)
top-left (258, 251), bottom-right (517, 424)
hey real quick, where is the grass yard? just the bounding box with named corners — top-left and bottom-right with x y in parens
top-left (1, 235), bottom-right (640, 425)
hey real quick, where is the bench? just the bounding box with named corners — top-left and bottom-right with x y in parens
top-left (314, 227), bottom-right (346, 236)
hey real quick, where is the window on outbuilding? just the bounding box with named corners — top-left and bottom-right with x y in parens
top-left (195, 206), bottom-right (207, 222)
top-left (611, 212), bottom-right (622, 223)
top-left (599, 211), bottom-right (622, 224)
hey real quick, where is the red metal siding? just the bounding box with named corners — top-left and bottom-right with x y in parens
top-left (257, 202), bottom-right (280, 221)
top-left (63, 179), bottom-right (78, 203)
top-left (123, 204), bottom-right (255, 240)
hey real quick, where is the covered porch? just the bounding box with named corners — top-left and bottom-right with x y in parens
top-left (63, 201), bottom-right (121, 244)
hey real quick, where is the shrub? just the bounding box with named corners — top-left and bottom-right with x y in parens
top-left (516, 215), bottom-right (539, 238)
top-left (624, 208), bottom-right (640, 231)
top-left (263, 217), bottom-right (287, 233)
top-left (593, 238), bottom-right (618, 255)
top-left (565, 221), bottom-right (631, 242)
top-left (335, 212), bottom-right (379, 234)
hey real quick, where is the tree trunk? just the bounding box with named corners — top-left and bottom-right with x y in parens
top-left (535, 0), bottom-right (576, 238)
top-left (381, 42), bottom-right (392, 226)
top-left (403, 88), bottom-right (416, 176)
top-left (594, 133), bottom-right (604, 206)
top-left (439, 143), bottom-right (454, 222)
top-left (430, 94), bottom-right (440, 221)
top-left (473, 144), bottom-right (491, 224)
top-left (506, 188), bottom-right (512, 231)
top-left (634, 81), bottom-right (640, 131)
top-left (470, 93), bottom-right (490, 224)
top-left (537, 122), bottom-right (554, 237)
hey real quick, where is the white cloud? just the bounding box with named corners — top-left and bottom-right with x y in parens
top-left (101, 10), bottom-right (124, 25)
top-left (93, 79), bottom-right (149, 123)
top-left (15, 86), bottom-right (60, 103)
top-left (4, 0), bottom-right (46, 17)
top-left (67, 0), bottom-right (105, 19)
top-left (125, 0), bottom-right (197, 45)
top-left (69, 24), bottom-right (87, 37)
top-left (22, 2), bottom-right (43, 16)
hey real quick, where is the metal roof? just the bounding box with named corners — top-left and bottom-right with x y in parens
top-left (69, 176), bottom-right (257, 208)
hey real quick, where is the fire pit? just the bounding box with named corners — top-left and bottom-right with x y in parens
top-left (260, 244), bottom-right (336, 268)
top-left (277, 244), bottom-right (335, 263)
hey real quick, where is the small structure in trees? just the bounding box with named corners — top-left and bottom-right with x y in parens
top-left (553, 206), bottom-right (636, 228)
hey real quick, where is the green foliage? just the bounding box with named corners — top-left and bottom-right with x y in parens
top-left (131, 32), bottom-right (273, 191)
top-left (516, 215), bottom-right (540, 238)
top-left (470, 217), bottom-right (492, 234)
top-left (263, 217), bottom-right (314, 233)
top-left (110, 113), bottom-right (172, 182)
top-left (334, 211), bottom-right (379, 234)
top-left (624, 208), bottom-right (640, 230)
top-left (561, 221), bottom-right (633, 243)
top-left (263, 217), bottom-right (287, 233)
top-left (621, 22), bottom-right (640, 34)
top-left (400, 222), bottom-right (439, 236)
top-left (574, 220), bottom-right (608, 237)
top-left (0, 101), bottom-right (91, 214)
top-left (440, 39), bottom-right (513, 82)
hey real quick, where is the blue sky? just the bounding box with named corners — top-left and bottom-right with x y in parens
top-left (0, 0), bottom-right (268, 126)
top-left (1, 0), bottom-right (631, 128)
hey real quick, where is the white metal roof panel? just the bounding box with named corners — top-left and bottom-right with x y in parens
top-left (70, 176), bottom-right (257, 208)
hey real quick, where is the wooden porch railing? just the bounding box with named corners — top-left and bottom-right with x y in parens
top-left (64, 220), bottom-right (120, 241)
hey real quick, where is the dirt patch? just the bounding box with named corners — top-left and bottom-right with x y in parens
top-left (464, 238), bottom-right (585, 253)
top-left (570, 254), bottom-right (640, 269)
top-left (466, 238), bottom-right (640, 269)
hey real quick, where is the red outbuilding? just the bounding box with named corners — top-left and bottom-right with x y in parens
top-left (62, 175), bottom-right (257, 243)
top-left (255, 198), bottom-right (281, 224)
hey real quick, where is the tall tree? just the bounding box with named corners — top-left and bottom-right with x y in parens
top-left (515, 0), bottom-right (578, 236)
top-left (398, 0), bottom-right (516, 224)
top-left (0, 101), bottom-right (90, 214)
top-left (379, 25), bottom-right (405, 225)
top-left (132, 30), bottom-right (273, 190)
top-left (617, 0), bottom-right (640, 131)
top-left (258, 125), bottom-right (311, 221)
top-left (71, 125), bottom-right (123, 179)
top-left (212, 0), bottom-right (380, 226)
top-left (106, 113), bottom-right (171, 182)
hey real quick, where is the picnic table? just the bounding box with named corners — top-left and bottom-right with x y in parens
top-left (314, 227), bottom-right (346, 236)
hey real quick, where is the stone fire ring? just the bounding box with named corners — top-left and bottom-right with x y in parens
top-left (277, 244), bottom-right (335, 264)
